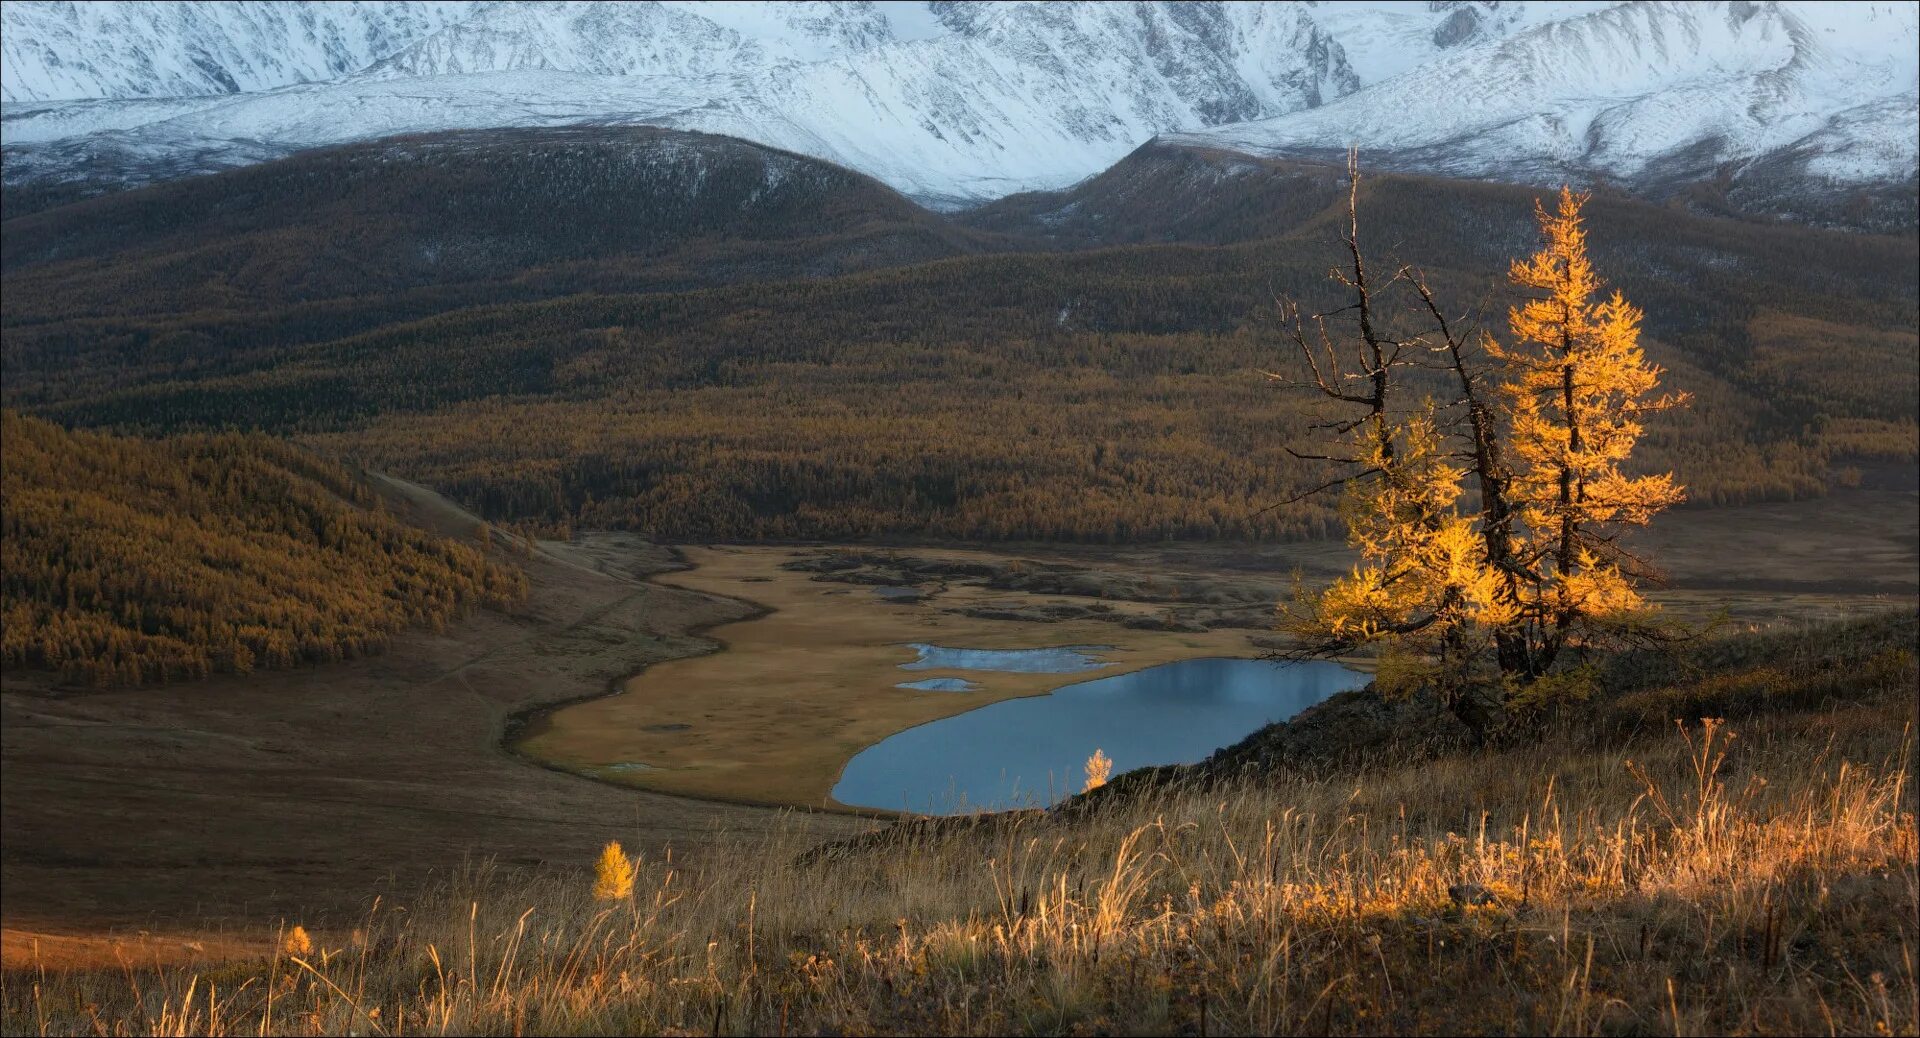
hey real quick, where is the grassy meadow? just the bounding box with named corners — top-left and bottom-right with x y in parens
top-left (7, 614), bottom-right (1913, 1036)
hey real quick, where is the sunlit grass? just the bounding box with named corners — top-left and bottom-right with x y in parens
top-left (6, 622), bottom-right (1914, 1036)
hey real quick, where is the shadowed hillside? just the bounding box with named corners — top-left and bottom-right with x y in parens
top-left (1, 125), bottom-right (994, 325)
top-left (6, 613), bottom-right (1912, 1034)
top-left (2, 131), bottom-right (1913, 542)
top-left (0, 411), bottom-right (524, 686)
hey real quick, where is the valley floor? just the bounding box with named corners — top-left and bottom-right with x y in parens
top-left (0, 519), bottom-right (868, 969)
top-left (519, 544), bottom-right (1294, 810)
top-left (525, 489), bottom-right (1918, 810)
top-left (5, 611), bottom-right (1913, 1034)
top-left (1, 487), bottom-right (1912, 972)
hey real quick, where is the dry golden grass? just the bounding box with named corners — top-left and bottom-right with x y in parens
top-left (519, 545), bottom-right (1287, 808)
top-left (0, 527), bottom-right (855, 949)
top-left (520, 535), bottom-right (1912, 811)
top-left (7, 620), bottom-right (1912, 1037)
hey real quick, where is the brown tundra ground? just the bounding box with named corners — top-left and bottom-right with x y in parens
top-left (1, 479), bottom-right (1913, 991)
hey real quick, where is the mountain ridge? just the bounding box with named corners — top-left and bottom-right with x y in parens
top-left (4, 122), bottom-right (1912, 544)
top-left (4, 1), bottom-right (1911, 225)
top-left (1163, 1), bottom-right (1918, 231)
top-left (0, 125), bottom-right (998, 332)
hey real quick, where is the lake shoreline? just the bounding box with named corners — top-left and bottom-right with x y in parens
top-left (516, 544), bottom-right (1316, 810)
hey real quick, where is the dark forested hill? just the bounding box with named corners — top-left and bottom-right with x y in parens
top-left (1, 126), bottom-right (994, 323)
top-left (3, 129), bottom-right (1914, 542)
top-left (0, 411), bottom-right (525, 686)
top-left (967, 139), bottom-right (1920, 258)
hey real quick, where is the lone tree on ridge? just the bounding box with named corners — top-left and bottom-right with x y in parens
top-left (1275, 160), bottom-right (1688, 739)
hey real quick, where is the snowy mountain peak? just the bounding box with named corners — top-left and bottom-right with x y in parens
top-left (0, 1), bottom-right (479, 103)
top-left (1167, 1), bottom-right (1917, 214)
top-left (1, 1), bottom-right (1913, 224)
top-left (357, 1), bottom-right (897, 80)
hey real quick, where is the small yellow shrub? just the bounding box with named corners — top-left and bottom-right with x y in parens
top-left (1084, 749), bottom-right (1113, 792)
top-left (282, 925), bottom-right (313, 957)
top-left (593, 840), bottom-right (636, 901)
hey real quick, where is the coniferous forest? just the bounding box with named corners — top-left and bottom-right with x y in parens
top-left (2, 15), bottom-right (1918, 1036)
top-left (0, 411), bottom-right (524, 687)
top-left (1, 131), bottom-right (1914, 687)
top-left (4, 133), bottom-right (1912, 545)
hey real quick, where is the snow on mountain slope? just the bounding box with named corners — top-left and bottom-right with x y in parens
top-left (0, 0), bottom-right (476, 102)
top-left (0, 0), bottom-right (1913, 219)
top-left (358, 0), bottom-right (892, 79)
top-left (677, 1), bottom-right (1355, 200)
top-left (1, 0), bottom-right (1359, 204)
top-left (341, 0), bottom-right (1357, 200)
top-left (1, 94), bottom-right (241, 144)
top-left (0, 70), bottom-right (717, 193)
top-left (1794, 91), bottom-right (1920, 182)
top-left (1170, 1), bottom-right (1918, 193)
top-left (1306, 1), bottom-right (1615, 86)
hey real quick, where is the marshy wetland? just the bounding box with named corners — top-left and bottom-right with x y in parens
top-left (515, 491), bottom-right (1919, 813)
top-left (512, 545), bottom-right (1295, 808)
top-left (3, 485), bottom-right (1913, 972)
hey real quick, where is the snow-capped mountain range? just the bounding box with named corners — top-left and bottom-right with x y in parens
top-left (2, 1), bottom-right (1914, 215)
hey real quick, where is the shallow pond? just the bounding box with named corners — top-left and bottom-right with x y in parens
top-left (896, 677), bottom-right (981, 692)
top-left (833, 657), bottom-right (1365, 813)
top-left (900, 643), bottom-right (1110, 674)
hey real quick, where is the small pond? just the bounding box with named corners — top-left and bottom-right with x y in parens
top-left (900, 643), bottom-right (1111, 673)
top-left (833, 657), bottom-right (1365, 813)
top-left (897, 677), bottom-right (981, 692)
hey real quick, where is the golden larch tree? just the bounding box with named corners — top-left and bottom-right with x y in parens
top-left (1083, 748), bottom-right (1114, 792)
top-left (1276, 169), bottom-right (1687, 738)
top-left (1286, 404), bottom-right (1512, 652)
top-left (1492, 188), bottom-right (1687, 674)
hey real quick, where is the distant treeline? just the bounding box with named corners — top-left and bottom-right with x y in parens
top-left (2, 140), bottom-right (1913, 543)
top-left (0, 412), bottom-right (525, 687)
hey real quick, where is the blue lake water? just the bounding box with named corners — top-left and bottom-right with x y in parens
top-left (899, 643), bottom-right (1111, 673)
top-left (832, 657), bottom-right (1366, 813)
top-left (897, 677), bottom-right (981, 692)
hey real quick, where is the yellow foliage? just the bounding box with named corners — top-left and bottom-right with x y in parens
top-left (0, 411), bottom-right (526, 687)
top-left (282, 925), bottom-right (313, 957)
top-left (593, 841), bottom-right (636, 902)
top-left (1495, 188), bottom-right (1686, 632)
top-left (1372, 643), bottom-right (1441, 699)
top-left (1286, 404), bottom-right (1509, 655)
top-left (1084, 749), bottom-right (1114, 792)
top-left (1282, 185), bottom-right (1688, 709)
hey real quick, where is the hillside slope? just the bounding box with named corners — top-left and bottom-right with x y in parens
top-left (1168, 1), bottom-right (1919, 232)
top-left (5, 147), bottom-right (1911, 543)
top-left (9, 612), bottom-right (1913, 1034)
top-left (0, 0), bottom-right (477, 102)
top-left (0, 411), bottom-right (524, 686)
top-left (0, 125), bottom-right (987, 318)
